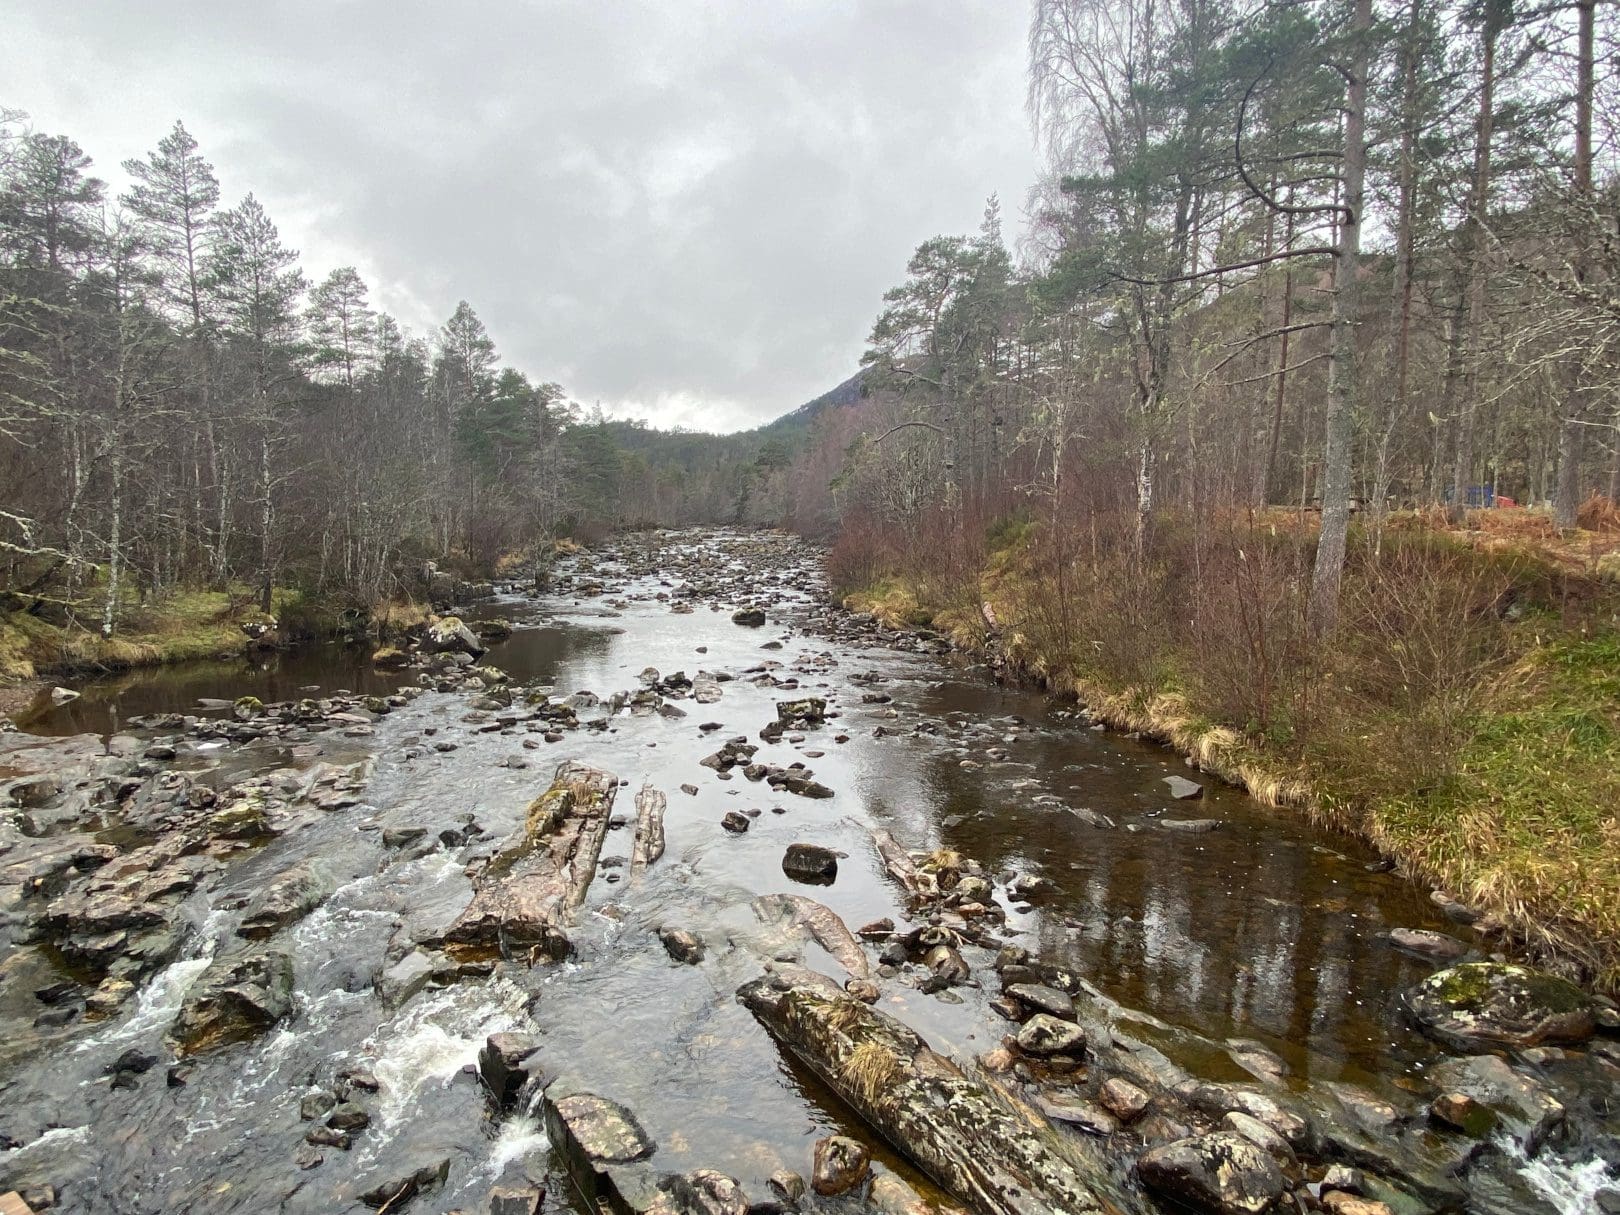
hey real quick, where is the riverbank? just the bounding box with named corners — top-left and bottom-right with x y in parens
top-left (0, 587), bottom-right (432, 695)
top-left (841, 523), bottom-right (1620, 995)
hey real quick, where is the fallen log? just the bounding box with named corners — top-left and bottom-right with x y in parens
top-left (738, 966), bottom-right (1133, 1215)
top-left (629, 784), bottom-right (667, 879)
top-left (442, 761), bottom-right (617, 963)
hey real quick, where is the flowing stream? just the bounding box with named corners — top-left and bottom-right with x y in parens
top-left (1, 530), bottom-right (1614, 1214)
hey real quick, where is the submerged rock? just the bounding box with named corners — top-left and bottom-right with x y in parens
top-left (237, 860), bottom-right (335, 940)
top-left (1404, 962), bottom-right (1598, 1050)
top-left (1137, 1132), bottom-right (1284, 1215)
top-left (170, 949), bottom-right (295, 1055)
top-left (739, 965), bottom-right (1123, 1214)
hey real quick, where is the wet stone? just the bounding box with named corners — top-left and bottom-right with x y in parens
top-left (1099, 1076), bottom-right (1152, 1122)
top-left (811, 1135), bottom-right (870, 1196)
top-left (720, 811), bottom-right (750, 834)
top-left (781, 843), bottom-right (838, 885)
top-left (659, 927), bottom-right (706, 965)
top-left (1004, 983), bottom-right (1076, 1022)
top-left (1015, 1013), bottom-right (1086, 1057)
top-left (1405, 963), bottom-right (1599, 1050)
top-left (1137, 1132), bottom-right (1285, 1215)
top-left (479, 1032), bottom-right (542, 1110)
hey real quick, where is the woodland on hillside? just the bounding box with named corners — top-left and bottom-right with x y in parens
top-left (795, 0), bottom-right (1620, 974)
top-left (0, 112), bottom-right (791, 641)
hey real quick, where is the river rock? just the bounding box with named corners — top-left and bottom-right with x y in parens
top-left (666, 1170), bottom-right (749, 1215)
top-left (1220, 1111), bottom-right (1295, 1165)
top-left (721, 811), bottom-right (750, 834)
top-left (782, 843), bottom-right (838, 885)
top-left (812, 1135), bottom-right (871, 1196)
top-left (1100, 1077), bottom-right (1151, 1123)
top-left (425, 615), bottom-right (485, 656)
top-left (776, 697), bottom-right (826, 727)
top-left (1321, 1195), bottom-right (1393, 1215)
top-left (1427, 1053), bottom-right (1564, 1154)
top-left (659, 927), bottom-right (705, 965)
top-left (740, 965), bottom-right (1117, 1214)
top-left (327, 1101), bottom-right (370, 1131)
top-left (731, 609), bottom-right (766, 627)
top-left (170, 948), bottom-right (295, 1055)
top-left (1386, 927), bottom-right (1467, 961)
top-left (479, 1031), bottom-right (542, 1109)
top-left (752, 894), bottom-right (870, 979)
top-left (488, 1185), bottom-right (544, 1215)
top-left (1137, 1132), bottom-right (1284, 1214)
top-left (1005, 984), bottom-right (1076, 1022)
top-left (1404, 962), bottom-right (1598, 1049)
top-left (357, 1157), bottom-right (451, 1208)
top-left (1164, 776), bottom-right (1204, 800)
top-left (237, 860), bottom-right (335, 939)
top-left (1016, 1013), bottom-right (1086, 1057)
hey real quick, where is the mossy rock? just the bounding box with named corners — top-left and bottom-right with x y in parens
top-left (371, 646), bottom-right (408, 668)
top-left (1404, 962), bottom-right (1597, 1050)
top-left (232, 695), bottom-right (264, 720)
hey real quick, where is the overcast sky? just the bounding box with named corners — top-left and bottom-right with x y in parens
top-left (5, 1), bottom-right (1040, 432)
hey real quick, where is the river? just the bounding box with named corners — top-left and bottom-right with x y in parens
top-left (0, 530), bottom-right (1613, 1214)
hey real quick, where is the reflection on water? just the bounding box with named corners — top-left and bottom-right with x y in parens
top-left (4, 538), bottom-right (1571, 1214)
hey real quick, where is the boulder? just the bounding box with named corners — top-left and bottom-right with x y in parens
top-left (237, 861), bottom-right (334, 940)
top-left (731, 609), bottom-right (767, 627)
top-left (812, 1135), bottom-right (871, 1196)
top-left (442, 762), bottom-right (618, 963)
top-left (479, 1031), bottom-right (542, 1109)
top-left (782, 843), bottom-right (838, 886)
top-left (721, 811), bottom-right (750, 834)
top-left (170, 949), bottom-right (295, 1055)
top-left (425, 615), bottom-right (486, 657)
top-left (1016, 1013), bottom-right (1086, 1057)
top-left (1137, 1133), bottom-right (1285, 1215)
top-left (1404, 962), bottom-right (1598, 1050)
top-left (1386, 927), bottom-right (1467, 961)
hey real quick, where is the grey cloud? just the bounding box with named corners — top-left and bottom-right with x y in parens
top-left (5, 0), bottom-right (1038, 429)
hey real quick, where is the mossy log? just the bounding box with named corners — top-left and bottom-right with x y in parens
top-left (442, 761), bottom-right (617, 962)
top-left (738, 966), bottom-right (1135, 1215)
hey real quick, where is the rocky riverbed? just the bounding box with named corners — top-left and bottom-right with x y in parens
top-left (1, 529), bottom-right (1616, 1215)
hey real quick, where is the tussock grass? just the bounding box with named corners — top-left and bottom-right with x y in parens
top-left (841, 1039), bottom-right (902, 1105)
top-left (836, 520), bottom-right (1620, 993)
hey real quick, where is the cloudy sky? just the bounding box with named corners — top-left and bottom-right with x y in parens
top-left (5, 1), bottom-right (1040, 432)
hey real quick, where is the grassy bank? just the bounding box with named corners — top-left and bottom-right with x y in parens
top-left (0, 586), bottom-right (431, 689)
top-left (842, 515), bottom-right (1620, 993)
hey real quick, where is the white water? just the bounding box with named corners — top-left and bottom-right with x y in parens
top-left (1504, 1136), bottom-right (1616, 1214)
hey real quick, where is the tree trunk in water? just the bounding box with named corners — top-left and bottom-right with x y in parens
top-left (1308, 0), bottom-right (1370, 634)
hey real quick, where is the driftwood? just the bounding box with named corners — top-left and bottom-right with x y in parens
top-left (629, 784), bottom-right (667, 880)
top-left (442, 761), bottom-right (617, 963)
top-left (739, 967), bottom-right (1132, 1215)
top-left (870, 828), bottom-right (921, 895)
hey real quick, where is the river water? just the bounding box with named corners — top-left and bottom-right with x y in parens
top-left (0, 530), bottom-right (1613, 1214)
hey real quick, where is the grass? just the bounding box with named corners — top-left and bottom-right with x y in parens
top-left (1370, 633), bottom-right (1620, 988)
top-left (840, 520), bottom-right (1620, 993)
top-left (0, 582), bottom-right (431, 685)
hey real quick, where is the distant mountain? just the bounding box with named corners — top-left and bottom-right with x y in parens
top-left (753, 368), bottom-right (869, 440)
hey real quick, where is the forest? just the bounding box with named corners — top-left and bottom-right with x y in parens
top-left (0, 109), bottom-right (792, 658)
top-left (4, 0), bottom-right (1620, 970)
top-left (795, 0), bottom-right (1620, 981)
